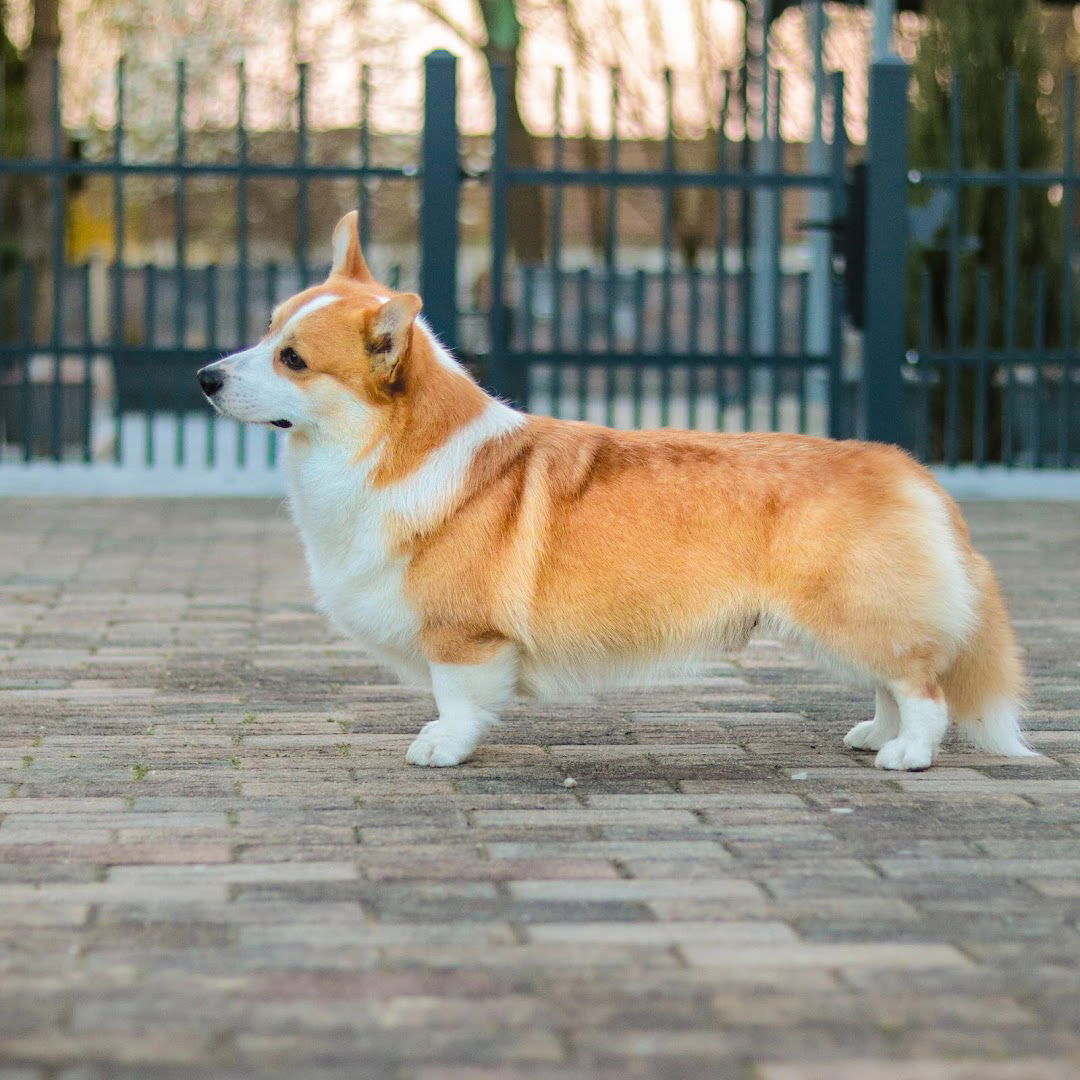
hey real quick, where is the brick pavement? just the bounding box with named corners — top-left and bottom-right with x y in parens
top-left (0, 497), bottom-right (1078, 1079)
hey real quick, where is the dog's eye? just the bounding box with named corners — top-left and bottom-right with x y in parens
top-left (280, 347), bottom-right (307, 371)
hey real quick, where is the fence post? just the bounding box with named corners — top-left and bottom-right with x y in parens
top-left (863, 56), bottom-right (909, 446)
top-left (420, 49), bottom-right (459, 352)
top-left (487, 62), bottom-right (511, 403)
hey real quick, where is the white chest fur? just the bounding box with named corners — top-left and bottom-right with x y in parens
top-left (285, 441), bottom-right (422, 659)
top-left (282, 398), bottom-right (526, 677)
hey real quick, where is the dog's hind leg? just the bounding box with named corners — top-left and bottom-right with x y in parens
top-left (406, 643), bottom-right (519, 767)
top-left (844, 688), bottom-right (901, 752)
top-left (873, 680), bottom-right (949, 772)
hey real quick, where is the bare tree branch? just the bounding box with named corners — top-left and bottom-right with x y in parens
top-left (406, 0), bottom-right (483, 51)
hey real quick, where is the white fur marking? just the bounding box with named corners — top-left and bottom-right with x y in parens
top-left (283, 395), bottom-right (524, 697)
top-left (963, 698), bottom-right (1038, 757)
top-left (406, 648), bottom-right (519, 767)
top-left (381, 398), bottom-right (526, 527)
top-left (279, 294), bottom-right (341, 341)
top-left (844, 688), bottom-right (901, 752)
top-left (875, 686), bottom-right (948, 771)
top-left (903, 480), bottom-right (978, 646)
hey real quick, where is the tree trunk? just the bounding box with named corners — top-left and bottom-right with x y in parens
top-left (580, 133), bottom-right (610, 262)
top-left (1, 9), bottom-right (29, 347)
top-left (483, 41), bottom-right (544, 264)
top-left (476, 0), bottom-right (544, 265)
top-left (22, 0), bottom-right (60, 341)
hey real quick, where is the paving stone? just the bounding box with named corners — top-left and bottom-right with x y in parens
top-left (0, 497), bottom-right (1077, 1076)
top-left (759, 1061), bottom-right (1080, 1080)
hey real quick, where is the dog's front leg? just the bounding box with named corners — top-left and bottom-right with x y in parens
top-left (405, 644), bottom-right (519, 767)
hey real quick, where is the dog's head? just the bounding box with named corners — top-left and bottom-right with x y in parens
top-left (197, 212), bottom-right (427, 437)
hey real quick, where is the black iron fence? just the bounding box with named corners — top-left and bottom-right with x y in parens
top-left (0, 48), bottom-right (1078, 482)
top-left (486, 62), bottom-right (850, 439)
top-left (904, 70), bottom-right (1080, 468)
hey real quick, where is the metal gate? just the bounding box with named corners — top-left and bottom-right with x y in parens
top-left (0, 54), bottom-right (428, 491)
top-left (901, 69), bottom-right (1080, 469)
top-left (2, 49), bottom-right (1079, 494)
top-left (485, 64), bottom-right (851, 439)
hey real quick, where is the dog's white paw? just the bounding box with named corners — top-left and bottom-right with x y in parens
top-left (405, 720), bottom-right (477, 768)
top-left (874, 737), bottom-right (934, 772)
top-left (844, 719), bottom-right (892, 752)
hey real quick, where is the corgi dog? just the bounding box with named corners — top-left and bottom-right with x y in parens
top-left (197, 211), bottom-right (1035, 772)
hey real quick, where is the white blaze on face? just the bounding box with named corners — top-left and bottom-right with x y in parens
top-left (201, 295), bottom-right (341, 426)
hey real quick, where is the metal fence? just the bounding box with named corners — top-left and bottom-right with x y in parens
top-left (486, 63), bottom-right (850, 440)
top-left (0, 48), bottom-right (1079, 491)
top-left (903, 71), bottom-right (1080, 469)
top-left (0, 53), bottom-right (430, 484)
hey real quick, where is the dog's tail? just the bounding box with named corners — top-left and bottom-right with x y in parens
top-left (941, 553), bottom-right (1036, 757)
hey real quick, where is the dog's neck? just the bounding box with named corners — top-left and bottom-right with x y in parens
top-left (284, 345), bottom-right (525, 543)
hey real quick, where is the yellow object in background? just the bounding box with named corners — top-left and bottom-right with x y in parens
top-left (68, 194), bottom-right (114, 261)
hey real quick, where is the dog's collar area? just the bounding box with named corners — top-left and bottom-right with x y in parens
top-left (270, 419), bottom-right (293, 429)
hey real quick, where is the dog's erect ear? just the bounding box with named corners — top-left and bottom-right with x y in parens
top-left (365, 293), bottom-right (422, 389)
top-left (329, 211), bottom-right (374, 283)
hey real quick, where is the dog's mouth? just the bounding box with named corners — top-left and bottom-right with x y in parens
top-left (270, 419), bottom-right (293, 429)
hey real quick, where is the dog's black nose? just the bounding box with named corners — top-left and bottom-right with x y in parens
top-left (198, 367), bottom-right (224, 396)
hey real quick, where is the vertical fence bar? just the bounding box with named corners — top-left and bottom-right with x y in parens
top-left (945, 73), bottom-right (962, 466)
top-left (633, 269), bottom-right (645, 427)
top-left (605, 68), bottom-right (619, 426)
top-left (715, 75), bottom-right (733, 430)
top-left (660, 69), bottom-right (675, 427)
top-left (827, 71), bottom-right (846, 438)
top-left (420, 50), bottom-right (460, 352)
top-left (551, 70), bottom-right (565, 412)
top-left (359, 65), bottom-right (372, 250)
top-left (49, 57), bottom-right (64, 461)
top-left (798, 272), bottom-right (809, 432)
top-left (1061, 73), bottom-right (1076, 468)
top-left (1002, 71), bottom-right (1020, 466)
top-left (206, 263), bottom-right (218, 467)
top-left (81, 264), bottom-right (92, 462)
top-left (110, 58), bottom-right (126, 463)
top-left (205, 265), bottom-right (218, 347)
top-left (769, 68), bottom-right (785, 432)
top-left (916, 270), bottom-right (932, 460)
top-left (577, 269), bottom-right (589, 419)
top-left (716, 74), bottom-right (731, 361)
top-left (771, 70), bottom-right (784, 360)
top-left (236, 63), bottom-right (249, 348)
top-left (688, 266), bottom-right (701, 428)
top-left (20, 263), bottom-right (33, 461)
top-left (522, 264), bottom-right (534, 354)
top-left (296, 63), bottom-right (310, 288)
top-left (488, 63), bottom-right (510, 402)
top-left (267, 261), bottom-right (280, 464)
top-left (1033, 269), bottom-right (1046, 467)
top-left (0, 43), bottom-right (4, 301)
top-left (233, 65), bottom-right (247, 466)
top-left (265, 263), bottom-right (279, 326)
top-left (235, 62), bottom-right (249, 468)
top-left (739, 65), bottom-right (753, 432)
top-left (863, 57), bottom-right (909, 445)
top-left (144, 264), bottom-right (156, 466)
top-left (174, 60), bottom-right (187, 467)
top-left (974, 269), bottom-right (989, 468)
